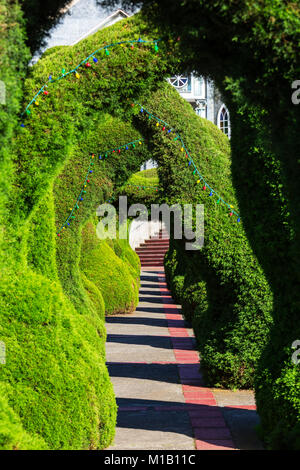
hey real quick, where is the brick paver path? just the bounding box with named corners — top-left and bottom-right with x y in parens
top-left (106, 266), bottom-right (237, 450)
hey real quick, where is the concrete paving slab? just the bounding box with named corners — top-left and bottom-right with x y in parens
top-left (110, 377), bottom-right (186, 403)
top-left (212, 389), bottom-right (263, 450)
top-left (106, 266), bottom-right (260, 450)
top-left (108, 411), bottom-right (195, 450)
top-left (107, 363), bottom-right (181, 384)
top-left (212, 389), bottom-right (256, 407)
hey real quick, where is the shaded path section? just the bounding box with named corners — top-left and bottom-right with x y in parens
top-left (106, 267), bottom-right (240, 450)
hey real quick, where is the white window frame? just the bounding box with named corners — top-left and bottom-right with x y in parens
top-left (217, 104), bottom-right (231, 139)
top-left (195, 100), bottom-right (206, 118)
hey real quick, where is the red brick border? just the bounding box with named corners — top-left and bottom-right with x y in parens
top-left (155, 270), bottom-right (236, 451)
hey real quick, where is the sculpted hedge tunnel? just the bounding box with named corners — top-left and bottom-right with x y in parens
top-left (1, 15), bottom-right (275, 449)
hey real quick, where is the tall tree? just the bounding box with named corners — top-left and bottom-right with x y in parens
top-left (20, 0), bottom-right (72, 52)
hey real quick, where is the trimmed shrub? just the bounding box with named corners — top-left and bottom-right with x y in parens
top-left (0, 0), bottom-right (29, 261)
top-left (0, 384), bottom-right (47, 450)
top-left (119, 168), bottom-right (160, 207)
top-left (165, 239), bottom-right (208, 323)
top-left (80, 222), bottom-right (139, 315)
top-left (138, 83), bottom-right (273, 389)
top-left (2, 13), bottom-right (167, 448)
top-left (1, 7), bottom-right (282, 448)
top-left (0, 267), bottom-right (116, 449)
top-left (81, 272), bottom-right (106, 321)
top-left (110, 237), bottom-right (141, 282)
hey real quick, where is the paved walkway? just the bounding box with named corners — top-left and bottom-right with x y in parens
top-left (106, 267), bottom-right (262, 450)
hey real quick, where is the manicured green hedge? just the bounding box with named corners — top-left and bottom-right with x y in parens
top-left (110, 237), bottom-right (141, 282)
top-left (81, 272), bottom-right (106, 321)
top-left (230, 103), bottom-right (300, 448)
top-left (1, 13), bottom-right (166, 449)
top-left (139, 84), bottom-right (273, 389)
top-left (0, 267), bottom-right (116, 449)
top-left (2, 4), bottom-right (293, 449)
top-left (116, 0), bottom-right (300, 447)
top-left (164, 240), bottom-right (207, 324)
top-left (119, 168), bottom-right (160, 207)
top-left (0, 384), bottom-right (47, 450)
top-left (80, 221), bottom-right (139, 315)
top-left (0, 0), bottom-right (29, 261)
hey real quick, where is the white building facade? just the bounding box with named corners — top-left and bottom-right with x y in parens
top-left (167, 74), bottom-right (231, 138)
top-left (141, 74), bottom-right (231, 170)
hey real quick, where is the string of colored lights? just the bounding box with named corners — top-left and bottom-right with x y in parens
top-left (57, 106), bottom-right (240, 237)
top-left (57, 139), bottom-right (145, 236)
top-left (20, 38), bottom-right (160, 119)
top-left (125, 183), bottom-right (159, 191)
top-left (99, 138), bottom-right (144, 158)
top-left (20, 36), bottom-right (240, 234)
top-left (135, 101), bottom-right (241, 222)
top-left (57, 152), bottom-right (94, 237)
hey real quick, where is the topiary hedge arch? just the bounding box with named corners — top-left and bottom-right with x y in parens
top-left (0, 12), bottom-right (285, 449)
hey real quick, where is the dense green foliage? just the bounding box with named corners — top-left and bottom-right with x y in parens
top-left (0, 384), bottom-right (47, 450)
top-left (0, 0), bottom-right (30, 262)
top-left (2, 0), bottom-right (299, 448)
top-left (0, 266), bottom-right (117, 450)
top-left (1, 11), bottom-right (166, 449)
top-left (110, 235), bottom-right (141, 281)
top-left (20, 0), bottom-right (71, 52)
top-left (119, 168), bottom-right (160, 206)
top-left (104, 0), bottom-right (300, 449)
top-left (143, 84), bottom-right (273, 389)
top-left (80, 221), bottom-right (139, 315)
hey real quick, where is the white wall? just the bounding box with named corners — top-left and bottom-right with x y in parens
top-left (129, 220), bottom-right (164, 250)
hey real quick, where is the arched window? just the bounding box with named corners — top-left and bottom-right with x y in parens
top-left (168, 75), bottom-right (192, 93)
top-left (217, 104), bottom-right (231, 138)
top-left (168, 75), bottom-right (188, 88)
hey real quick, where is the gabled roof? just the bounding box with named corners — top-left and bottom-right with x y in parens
top-left (70, 9), bottom-right (129, 45)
